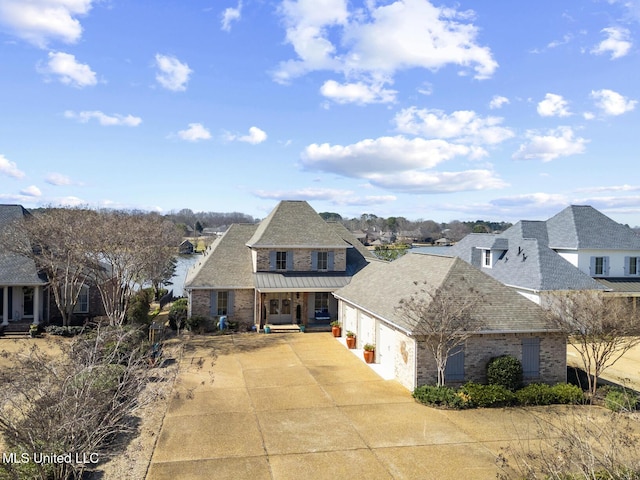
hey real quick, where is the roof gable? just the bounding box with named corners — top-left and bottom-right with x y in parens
top-left (246, 201), bottom-right (348, 248)
top-left (334, 253), bottom-right (552, 333)
top-left (547, 205), bottom-right (640, 250)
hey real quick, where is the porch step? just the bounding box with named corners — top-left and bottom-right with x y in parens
top-left (0, 323), bottom-right (30, 337)
top-left (265, 324), bottom-right (300, 333)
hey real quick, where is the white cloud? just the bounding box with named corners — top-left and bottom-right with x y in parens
top-left (537, 93), bottom-right (571, 117)
top-left (64, 110), bottom-right (142, 126)
top-left (226, 126), bottom-right (268, 144)
top-left (367, 169), bottom-right (507, 193)
top-left (490, 193), bottom-right (569, 209)
top-left (155, 54), bottom-right (192, 91)
top-left (45, 172), bottom-right (75, 185)
top-left (513, 126), bottom-right (588, 162)
top-left (274, 0), bottom-right (497, 103)
top-left (39, 51), bottom-right (97, 87)
top-left (221, 1), bottom-right (242, 31)
top-left (320, 79), bottom-right (397, 104)
top-left (20, 185), bottom-right (42, 197)
top-left (394, 107), bottom-right (514, 145)
top-left (177, 123), bottom-right (212, 142)
top-left (253, 188), bottom-right (396, 206)
top-left (590, 89), bottom-right (637, 115)
top-left (489, 95), bottom-right (509, 109)
top-left (0, 154), bottom-right (25, 179)
top-left (0, 0), bottom-right (94, 48)
top-left (591, 27), bottom-right (632, 59)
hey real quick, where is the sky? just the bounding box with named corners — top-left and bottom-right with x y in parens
top-left (1, 0), bottom-right (639, 226)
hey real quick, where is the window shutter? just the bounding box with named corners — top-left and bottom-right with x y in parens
top-left (589, 256), bottom-right (596, 275)
top-left (227, 291), bottom-right (234, 316)
top-left (269, 251), bottom-right (276, 271)
top-left (522, 337), bottom-right (540, 378)
top-left (286, 251), bottom-right (293, 270)
top-left (311, 251), bottom-right (318, 270)
top-left (445, 345), bottom-right (465, 382)
top-left (328, 251), bottom-right (335, 271)
top-left (8, 287), bottom-right (12, 320)
top-left (604, 256), bottom-right (610, 276)
top-left (210, 291), bottom-right (218, 316)
top-left (625, 256), bottom-right (630, 275)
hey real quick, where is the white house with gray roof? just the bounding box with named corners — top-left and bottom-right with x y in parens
top-left (333, 253), bottom-right (566, 390)
top-left (185, 201), bottom-right (374, 330)
top-left (448, 205), bottom-right (640, 304)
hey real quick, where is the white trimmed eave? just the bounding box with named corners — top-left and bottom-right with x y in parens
top-left (245, 243), bottom-right (352, 249)
top-left (332, 293), bottom-right (413, 336)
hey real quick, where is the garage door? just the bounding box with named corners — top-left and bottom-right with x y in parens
top-left (377, 322), bottom-right (395, 372)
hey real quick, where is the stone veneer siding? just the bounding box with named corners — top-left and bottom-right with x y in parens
top-left (188, 288), bottom-right (255, 330)
top-left (414, 332), bottom-right (567, 387)
top-left (254, 248), bottom-right (347, 272)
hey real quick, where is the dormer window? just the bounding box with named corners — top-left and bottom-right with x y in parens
top-left (590, 256), bottom-right (609, 277)
top-left (317, 251), bottom-right (328, 270)
top-left (269, 250), bottom-right (292, 271)
top-left (483, 249), bottom-right (491, 268)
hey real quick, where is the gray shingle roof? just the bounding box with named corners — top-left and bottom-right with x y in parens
top-left (185, 224), bottom-right (257, 289)
top-left (334, 253), bottom-right (554, 334)
top-left (0, 205), bottom-right (47, 286)
top-left (547, 205), bottom-right (640, 249)
top-left (246, 201), bottom-right (348, 248)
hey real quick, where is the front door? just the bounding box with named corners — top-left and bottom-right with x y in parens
top-left (23, 287), bottom-right (34, 319)
top-left (268, 293), bottom-right (292, 324)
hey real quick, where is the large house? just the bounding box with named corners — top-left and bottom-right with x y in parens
top-left (333, 253), bottom-right (566, 390)
top-left (0, 205), bottom-right (48, 327)
top-left (448, 205), bottom-right (640, 304)
top-left (185, 200), bottom-right (374, 330)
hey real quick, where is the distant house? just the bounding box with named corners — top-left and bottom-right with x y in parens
top-left (333, 253), bottom-right (566, 390)
top-left (179, 239), bottom-right (194, 255)
top-left (447, 205), bottom-right (640, 304)
top-left (185, 201), bottom-right (374, 330)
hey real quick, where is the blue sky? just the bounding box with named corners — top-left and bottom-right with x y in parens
top-left (1, 0), bottom-right (639, 225)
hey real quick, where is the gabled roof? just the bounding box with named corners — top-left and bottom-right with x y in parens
top-left (546, 205), bottom-right (640, 250)
top-left (246, 201), bottom-right (348, 248)
top-left (185, 224), bottom-right (257, 289)
top-left (0, 204), bottom-right (47, 286)
top-left (334, 253), bottom-right (554, 334)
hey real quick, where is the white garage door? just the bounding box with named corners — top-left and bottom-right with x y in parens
top-left (377, 322), bottom-right (395, 372)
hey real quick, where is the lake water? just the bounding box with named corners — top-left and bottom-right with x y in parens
top-left (169, 254), bottom-right (201, 297)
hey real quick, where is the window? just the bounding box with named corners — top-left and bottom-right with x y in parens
top-left (315, 292), bottom-right (329, 312)
top-left (590, 256), bottom-right (609, 276)
top-left (217, 291), bottom-right (228, 315)
top-left (317, 251), bottom-right (328, 270)
top-left (483, 249), bottom-right (491, 267)
top-left (625, 256), bottom-right (640, 276)
top-left (522, 338), bottom-right (540, 378)
top-left (74, 286), bottom-right (89, 313)
top-left (276, 251), bottom-right (287, 270)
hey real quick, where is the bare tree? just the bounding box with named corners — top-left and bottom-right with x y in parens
top-left (543, 290), bottom-right (640, 398)
top-left (86, 211), bottom-right (180, 326)
top-left (397, 277), bottom-right (484, 387)
top-left (0, 207), bottom-right (95, 326)
top-left (0, 327), bottom-right (162, 480)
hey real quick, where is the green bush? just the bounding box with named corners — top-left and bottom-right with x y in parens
top-left (605, 388), bottom-right (639, 412)
top-left (460, 382), bottom-right (515, 408)
top-left (185, 315), bottom-right (205, 333)
top-left (168, 298), bottom-right (188, 330)
top-left (413, 385), bottom-right (468, 409)
top-left (45, 325), bottom-right (86, 337)
top-left (127, 291), bottom-right (151, 325)
top-left (551, 383), bottom-right (584, 405)
top-left (486, 355), bottom-right (523, 391)
top-left (516, 383), bottom-right (555, 406)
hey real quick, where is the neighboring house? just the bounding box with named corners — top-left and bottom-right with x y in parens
top-left (0, 205), bottom-right (48, 327)
top-left (0, 204), bottom-right (104, 329)
top-left (447, 205), bottom-right (640, 304)
top-left (185, 200), bottom-right (375, 330)
top-left (179, 239), bottom-right (194, 255)
top-left (333, 253), bottom-right (566, 391)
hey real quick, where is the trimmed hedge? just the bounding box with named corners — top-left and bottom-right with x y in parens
top-left (414, 382), bottom-right (584, 409)
top-left (486, 355), bottom-right (523, 391)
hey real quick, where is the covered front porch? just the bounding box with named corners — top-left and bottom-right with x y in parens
top-left (253, 272), bottom-right (350, 332)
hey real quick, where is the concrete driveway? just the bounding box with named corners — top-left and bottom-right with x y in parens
top-left (146, 333), bottom-right (570, 480)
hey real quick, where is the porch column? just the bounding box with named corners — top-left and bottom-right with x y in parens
top-left (33, 286), bottom-right (41, 325)
top-left (2, 287), bottom-right (7, 326)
